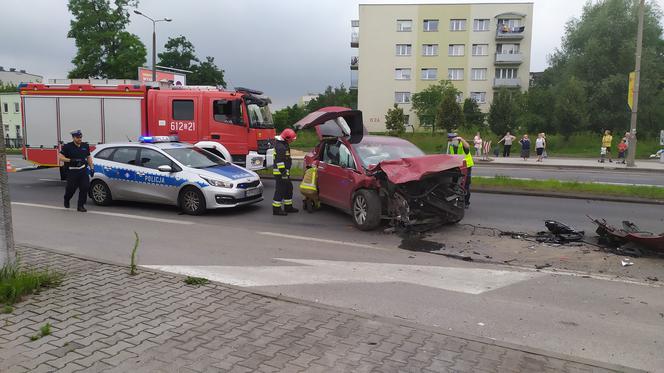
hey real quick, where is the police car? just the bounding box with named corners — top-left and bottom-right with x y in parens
top-left (89, 136), bottom-right (263, 215)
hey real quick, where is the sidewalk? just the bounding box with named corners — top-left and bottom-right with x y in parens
top-left (475, 156), bottom-right (664, 172)
top-left (0, 245), bottom-right (639, 373)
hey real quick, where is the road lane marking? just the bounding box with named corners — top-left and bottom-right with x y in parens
top-left (11, 202), bottom-right (193, 225)
top-left (257, 231), bottom-right (389, 251)
top-left (144, 258), bottom-right (543, 294)
top-left (39, 178), bottom-right (65, 182)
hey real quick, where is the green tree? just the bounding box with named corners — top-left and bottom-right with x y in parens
top-left (488, 89), bottom-right (521, 136)
top-left (0, 82), bottom-right (18, 93)
top-left (67, 0), bottom-right (146, 79)
top-left (555, 77), bottom-right (589, 139)
top-left (306, 85), bottom-right (357, 111)
top-left (462, 98), bottom-right (485, 128)
top-left (384, 104), bottom-right (406, 136)
top-left (188, 56), bottom-right (226, 87)
top-left (411, 80), bottom-right (459, 132)
top-left (519, 87), bottom-right (556, 134)
top-left (437, 92), bottom-right (464, 134)
top-left (158, 35), bottom-right (198, 70)
top-left (548, 0), bottom-right (664, 135)
top-left (272, 105), bottom-right (308, 132)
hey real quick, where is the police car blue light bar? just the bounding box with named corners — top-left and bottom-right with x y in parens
top-left (139, 135), bottom-right (179, 143)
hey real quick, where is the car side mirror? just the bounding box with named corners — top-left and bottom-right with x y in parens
top-left (157, 165), bottom-right (173, 173)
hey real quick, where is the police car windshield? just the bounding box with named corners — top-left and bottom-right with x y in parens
top-left (163, 147), bottom-right (227, 169)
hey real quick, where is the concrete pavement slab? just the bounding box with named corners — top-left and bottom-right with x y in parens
top-left (0, 245), bottom-right (643, 373)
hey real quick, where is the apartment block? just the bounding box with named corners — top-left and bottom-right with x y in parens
top-left (351, 3), bottom-right (533, 132)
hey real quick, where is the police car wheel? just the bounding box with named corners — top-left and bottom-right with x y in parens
top-left (179, 187), bottom-right (206, 215)
top-left (352, 190), bottom-right (381, 231)
top-left (90, 180), bottom-right (112, 206)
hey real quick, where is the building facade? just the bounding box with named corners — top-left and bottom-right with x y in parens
top-left (0, 67), bottom-right (42, 86)
top-left (0, 93), bottom-right (22, 147)
top-left (352, 3), bottom-right (533, 132)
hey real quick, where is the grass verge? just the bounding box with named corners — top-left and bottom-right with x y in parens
top-left (474, 176), bottom-right (664, 200)
top-left (0, 260), bottom-right (64, 306)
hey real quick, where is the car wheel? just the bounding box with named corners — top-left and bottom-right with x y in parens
top-left (90, 180), bottom-right (113, 206)
top-left (179, 187), bottom-right (206, 215)
top-left (352, 189), bottom-right (381, 231)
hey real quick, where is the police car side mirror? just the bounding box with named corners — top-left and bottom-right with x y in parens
top-left (157, 165), bottom-right (173, 173)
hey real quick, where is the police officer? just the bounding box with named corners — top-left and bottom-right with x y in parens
top-left (447, 133), bottom-right (473, 208)
top-left (272, 128), bottom-right (298, 216)
top-left (58, 130), bottom-right (93, 212)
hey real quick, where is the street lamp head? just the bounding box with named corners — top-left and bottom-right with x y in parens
top-left (133, 9), bottom-right (142, 15)
top-left (164, 18), bottom-right (172, 22)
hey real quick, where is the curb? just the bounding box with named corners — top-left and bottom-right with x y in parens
top-left (17, 243), bottom-right (645, 373)
top-left (259, 175), bottom-right (664, 205)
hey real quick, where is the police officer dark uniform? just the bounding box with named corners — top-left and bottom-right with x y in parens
top-left (58, 130), bottom-right (93, 212)
top-left (272, 128), bottom-right (299, 216)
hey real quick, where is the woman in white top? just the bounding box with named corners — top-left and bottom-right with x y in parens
top-left (473, 132), bottom-right (483, 157)
top-left (536, 133), bottom-right (546, 162)
top-left (498, 132), bottom-right (516, 157)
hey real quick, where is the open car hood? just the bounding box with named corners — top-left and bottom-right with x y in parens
top-left (369, 154), bottom-right (466, 184)
top-left (293, 106), bottom-right (367, 143)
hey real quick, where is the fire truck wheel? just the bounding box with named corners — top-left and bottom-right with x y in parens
top-left (90, 180), bottom-right (113, 206)
top-left (179, 187), bottom-right (206, 215)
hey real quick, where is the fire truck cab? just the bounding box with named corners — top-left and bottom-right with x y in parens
top-left (19, 83), bottom-right (276, 175)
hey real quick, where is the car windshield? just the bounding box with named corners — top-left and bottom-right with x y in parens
top-left (354, 140), bottom-right (425, 167)
top-left (247, 103), bottom-right (274, 129)
top-left (163, 147), bottom-right (227, 169)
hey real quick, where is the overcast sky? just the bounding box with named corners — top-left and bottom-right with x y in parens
top-left (1, 0), bottom-right (662, 108)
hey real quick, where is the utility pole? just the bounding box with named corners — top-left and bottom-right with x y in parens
top-left (0, 96), bottom-right (16, 266)
top-left (627, 0), bottom-right (645, 167)
top-left (133, 10), bottom-right (172, 82)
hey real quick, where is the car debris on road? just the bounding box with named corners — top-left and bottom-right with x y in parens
top-left (588, 216), bottom-right (664, 255)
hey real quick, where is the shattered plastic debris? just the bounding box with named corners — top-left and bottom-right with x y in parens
top-left (621, 258), bottom-right (634, 267)
top-left (588, 216), bottom-right (664, 253)
top-left (536, 220), bottom-right (584, 244)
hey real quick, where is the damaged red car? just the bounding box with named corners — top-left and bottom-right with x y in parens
top-left (295, 107), bottom-right (468, 231)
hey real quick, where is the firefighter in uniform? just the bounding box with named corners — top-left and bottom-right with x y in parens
top-left (272, 128), bottom-right (299, 215)
top-left (58, 130), bottom-right (94, 212)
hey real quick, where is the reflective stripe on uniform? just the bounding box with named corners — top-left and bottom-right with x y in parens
top-left (283, 199), bottom-right (293, 205)
top-left (300, 184), bottom-right (317, 191)
top-left (272, 201), bottom-right (283, 207)
top-left (273, 170), bottom-right (282, 175)
top-left (276, 162), bottom-right (286, 169)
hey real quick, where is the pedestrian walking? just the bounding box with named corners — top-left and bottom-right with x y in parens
top-left (447, 133), bottom-right (473, 208)
top-left (57, 130), bottom-right (93, 212)
top-left (617, 137), bottom-right (628, 164)
top-left (473, 132), bottom-right (483, 157)
top-left (600, 129), bottom-right (613, 163)
top-left (272, 128), bottom-right (299, 215)
top-left (535, 133), bottom-right (546, 162)
top-left (519, 134), bottom-right (531, 161)
top-left (498, 131), bottom-right (516, 157)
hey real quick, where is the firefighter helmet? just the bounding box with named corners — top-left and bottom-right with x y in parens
top-left (280, 128), bottom-right (297, 142)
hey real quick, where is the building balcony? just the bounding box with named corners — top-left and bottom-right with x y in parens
top-left (493, 78), bottom-right (521, 88)
top-left (495, 52), bottom-right (523, 65)
top-left (350, 56), bottom-right (358, 70)
top-left (351, 20), bottom-right (359, 48)
top-left (496, 26), bottom-right (525, 40)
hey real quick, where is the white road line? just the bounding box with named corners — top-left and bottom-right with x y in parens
top-left (11, 202), bottom-right (193, 225)
top-left (39, 178), bottom-right (65, 182)
top-left (258, 231), bottom-right (389, 251)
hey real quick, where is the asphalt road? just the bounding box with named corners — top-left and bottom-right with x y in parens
top-left (6, 168), bottom-right (664, 372)
top-left (474, 165), bottom-right (664, 186)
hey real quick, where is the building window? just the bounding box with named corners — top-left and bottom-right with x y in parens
top-left (423, 19), bottom-right (439, 32)
top-left (422, 44), bottom-right (439, 56)
top-left (498, 18), bottom-right (522, 29)
top-left (448, 44), bottom-right (465, 56)
top-left (403, 115), bottom-right (410, 125)
top-left (496, 68), bottom-right (518, 79)
top-left (450, 19), bottom-right (466, 31)
top-left (14, 103), bottom-right (20, 113)
top-left (497, 43), bottom-right (520, 54)
top-left (472, 44), bottom-right (488, 56)
top-left (15, 125), bottom-right (20, 137)
top-left (396, 19), bottom-right (412, 32)
top-left (395, 92), bottom-right (411, 104)
top-left (471, 68), bottom-right (487, 81)
top-left (395, 68), bottom-right (412, 80)
top-left (470, 92), bottom-right (487, 103)
top-left (456, 92), bottom-right (464, 104)
top-left (396, 44), bottom-right (412, 56)
top-left (448, 68), bottom-right (464, 81)
top-left (2, 103), bottom-right (7, 113)
top-left (421, 68), bottom-right (438, 80)
top-left (473, 19), bottom-right (490, 31)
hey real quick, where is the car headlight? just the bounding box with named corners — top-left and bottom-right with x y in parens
top-left (200, 176), bottom-right (233, 188)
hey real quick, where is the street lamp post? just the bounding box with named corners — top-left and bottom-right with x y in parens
top-left (133, 10), bottom-right (172, 82)
top-left (626, 0), bottom-right (645, 167)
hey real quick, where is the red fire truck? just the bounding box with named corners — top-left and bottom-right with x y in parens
top-left (19, 83), bottom-right (276, 176)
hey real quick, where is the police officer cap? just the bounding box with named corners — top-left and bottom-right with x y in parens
top-left (447, 132), bottom-right (458, 139)
top-left (70, 130), bottom-right (83, 137)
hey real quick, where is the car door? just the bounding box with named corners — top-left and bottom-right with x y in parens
top-left (134, 148), bottom-right (180, 203)
top-left (104, 147), bottom-right (140, 200)
top-left (317, 141), bottom-right (358, 210)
